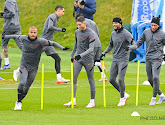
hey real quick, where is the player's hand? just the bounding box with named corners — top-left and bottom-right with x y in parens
top-left (0, 12), bottom-right (4, 18)
top-left (75, 55), bottom-right (81, 61)
top-left (71, 58), bottom-right (74, 62)
top-left (125, 46), bottom-right (130, 51)
top-left (63, 47), bottom-right (70, 50)
top-left (163, 54), bottom-right (165, 61)
top-left (100, 54), bottom-right (105, 60)
top-left (62, 28), bottom-right (66, 32)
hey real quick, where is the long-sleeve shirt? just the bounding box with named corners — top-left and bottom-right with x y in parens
top-left (129, 28), bottom-right (165, 61)
top-left (41, 13), bottom-right (62, 40)
top-left (2, 0), bottom-right (21, 31)
top-left (4, 35), bottom-right (64, 70)
top-left (103, 28), bottom-right (135, 62)
top-left (71, 27), bottom-right (96, 63)
top-left (74, 0), bottom-right (96, 20)
top-left (85, 18), bottom-right (101, 47)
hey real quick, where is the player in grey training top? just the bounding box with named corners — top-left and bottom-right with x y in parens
top-left (4, 26), bottom-right (69, 110)
top-left (64, 16), bottom-right (96, 108)
top-left (128, 15), bottom-right (165, 105)
top-left (40, 5), bottom-right (70, 84)
top-left (0, 0), bottom-right (22, 70)
top-left (75, 13), bottom-right (107, 81)
top-left (101, 17), bottom-right (135, 107)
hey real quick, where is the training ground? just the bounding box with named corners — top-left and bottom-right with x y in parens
top-left (0, 48), bottom-right (165, 124)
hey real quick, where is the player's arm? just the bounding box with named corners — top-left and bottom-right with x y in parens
top-left (128, 31), bottom-right (146, 51)
top-left (4, 35), bottom-right (21, 39)
top-left (40, 39), bottom-right (69, 50)
top-left (2, 2), bottom-right (15, 18)
top-left (47, 17), bottom-right (66, 32)
top-left (102, 36), bottom-right (113, 55)
top-left (71, 36), bottom-right (77, 59)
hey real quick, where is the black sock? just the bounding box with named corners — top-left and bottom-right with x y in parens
top-left (17, 89), bottom-right (23, 102)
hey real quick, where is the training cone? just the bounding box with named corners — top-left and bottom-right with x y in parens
top-left (142, 81), bottom-right (150, 85)
top-left (131, 111), bottom-right (140, 116)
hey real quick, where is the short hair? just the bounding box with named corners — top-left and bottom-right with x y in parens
top-left (75, 13), bottom-right (84, 20)
top-left (29, 26), bottom-right (37, 30)
top-left (55, 5), bottom-right (64, 11)
top-left (76, 16), bottom-right (85, 23)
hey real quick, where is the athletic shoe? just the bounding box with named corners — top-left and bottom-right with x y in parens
top-left (57, 77), bottom-right (70, 84)
top-left (13, 70), bottom-right (19, 81)
top-left (99, 77), bottom-right (107, 82)
top-left (156, 96), bottom-right (165, 104)
top-left (149, 99), bottom-right (156, 105)
top-left (0, 77), bottom-right (5, 80)
top-left (64, 101), bottom-right (76, 107)
top-left (14, 101), bottom-right (22, 110)
top-left (117, 99), bottom-right (126, 107)
top-left (124, 93), bottom-right (130, 103)
top-left (86, 102), bottom-right (95, 108)
top-left (1, 64), bottom-right (11, 70)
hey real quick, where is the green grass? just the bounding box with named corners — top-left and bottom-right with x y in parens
top-left (0, 0), bottom-right (133, 50)
top-left (0, 48), bottom-right (165, 124)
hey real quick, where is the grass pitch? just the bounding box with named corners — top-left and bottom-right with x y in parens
top-left (0, 48), bottom-right (165, 125)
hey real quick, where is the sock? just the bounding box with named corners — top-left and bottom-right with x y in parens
top-left (90, 99), bottom-right (95, 104)
top-left (101, 72), bottom-right (106, 79)
top-left (16, 67), bottom-right (20, 72)
top-left (17, 89), bottom-right (23, 102)
top-left (152, 97), bottom-right (156, 100)
top-left (120, 98), bottom-right (125, 101)
top-left (4, 58), bottom-right (9, 65)
top-left (57, 73), bottom-right (62, 80)
top-left (124, 92), bottom-right (128, 98)
top-left (95, 62), bottom-right (101, 66)
top-left (159, 93), bottom-right (164, 97)
top-left (73, 98), bottom-right (76, 103)
top-left (101, 72), bottom-right (103, 78)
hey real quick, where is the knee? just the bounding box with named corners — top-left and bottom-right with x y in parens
top-left (153, 77), bottom-right (159, 83)
top-left (55, 55), bottom-right (61, 62)
top-left (109, 78), bottom-right (115, 83)
top-left (118, 79), bottom-right (124, 84)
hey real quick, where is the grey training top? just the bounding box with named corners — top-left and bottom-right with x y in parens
top-left (2, 0), bottom-right (21, 31)
top-left (4, 35), bottom-right (64, 70)
top-left (71, 27), bottom-right (96, 63)
top-left (129, 28), bottom-right (165, 61)
top-left (85, 18), bottom-right (101, 47)
top-left (103, 28), bottom-right (135, 62)
top-left (41, 13), bottom-right (62, 40)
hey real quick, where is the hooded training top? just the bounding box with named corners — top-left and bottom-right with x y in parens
top-left (71, 27), bottom-right (96, 63)
top-left (129, 28), bottom-right (165, 61)
top-left (4, 35), bottom-right (64, 70)
top-left (102, 28), bottom-right (135, 62)
top-left (2, 0), bottom-right (21, 31)
top-left (85, 18), bottom-right (101, 47)
top-left (41, 13), bottom-right (62, 40)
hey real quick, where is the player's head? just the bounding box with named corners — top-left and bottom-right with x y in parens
top-left (55, 5), bottom-right (64, 17)
top-left (112, 17), bottom-right (122, 30)
top-left (76, 16), bottom-right (86, 31)
top-left (75, 13), bottom-right (84, 20)
top-left (28, 26), bottom-right (38, 40)
top-left (151, 15), bottom-right (160, 32)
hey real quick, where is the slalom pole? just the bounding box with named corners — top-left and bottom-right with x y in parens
top-left (136, 60), bottom-right (140, 106)
top-left (71, 62), bottom-right (74, 108)
top-left (41, 63), bottom-right (44, 110)
top-left (102, 62), bottom-right (106, 107)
